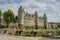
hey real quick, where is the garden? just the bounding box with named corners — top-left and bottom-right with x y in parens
top-left (15, 29), bottom-right (60, 37)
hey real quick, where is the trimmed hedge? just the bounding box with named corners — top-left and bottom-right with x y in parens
top-left (57, 31), bottom-right (60, 35)
top-left (21, 30), bottom-right (32, 36)
top-left (15, 29), bottom-right (60, 37)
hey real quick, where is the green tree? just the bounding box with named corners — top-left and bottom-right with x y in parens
top-left (57, 23), bottom-right (60, 28)
top-left (0, 10), bottom-right (2, 27)
top-left (3, 9), bottom-right (15, 27)
top-left (0, 10), bottom-right (2, 19)
top-left (13, 15), bottom-right (18, 23)
top-left (0, 10), bottom-right (2, 17)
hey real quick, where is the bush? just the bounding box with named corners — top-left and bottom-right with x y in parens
top-left (21, 30), bottom-right (32, 36)
top-left (37, 30), bottom-right (46, 37)
top-left (14, 29), bottom-right (60, 37)
top-left (57, 31), bottom-right (60, 35)
top-left (15, 30), bottom-right (22, 36)
top-left (21, 30), bottom-right (48, 37)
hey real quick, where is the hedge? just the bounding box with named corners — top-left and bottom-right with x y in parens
top-left (15, 29), bottom-right (60, 37)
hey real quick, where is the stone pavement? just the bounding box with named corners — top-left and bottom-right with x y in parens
top-left (0, 34), bottom-right (60, 40)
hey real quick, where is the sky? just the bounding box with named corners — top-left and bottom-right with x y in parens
top-left (0, 0), bottom-right (60, 22)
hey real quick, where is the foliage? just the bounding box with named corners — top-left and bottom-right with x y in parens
top-left (21, 30), bottom-right (32, 36)
top-left (50, 22), bottom-right (60, 28)
top-left (57, 23), bottom-right (60, 28)
top-left (57, 31), bottom-right (60, 35)
top-left (13, 15), bottom-right (18, 23)
top-left (15, 29), bottom-right (60, 37)
top-left (24, 26), bottom-right (32, 30)
top-left (15, 31), bottom-right (21, 36)
top-left (0, 10), bottom-right (2, 28)
top-left (0, 10), bottom-right (2, 17)
top-left (3, 9), bottom-right (15, 27)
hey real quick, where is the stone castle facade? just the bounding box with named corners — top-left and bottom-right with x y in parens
top-left (18, 6), bottom-right (48, 29)
top-left (0, 6), bottom-right (57, 29)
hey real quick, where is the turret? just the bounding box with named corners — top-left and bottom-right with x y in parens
top-left (35, 11), bottom-right (38, 29)
top-left (18, 6), bottom-right (25, 29)
top-left (43, 14), bottom-right (47, 29)
top-left (19, 6), bottom-right (24, 11)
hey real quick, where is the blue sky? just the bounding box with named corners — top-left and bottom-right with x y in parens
top-left (0, 0), bottom-right (60, 22)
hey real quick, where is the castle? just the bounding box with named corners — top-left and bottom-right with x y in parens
top-left (0, 6), bottom-right (57, 29)
top-left (18, 6), bottom-right (48, 29)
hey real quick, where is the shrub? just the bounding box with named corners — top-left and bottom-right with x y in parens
top-left (21, 30), bottom-right (47, 37)
top-left (57, 31), bottom-right (60, 35)
top-left (15, 30), bottom-right (22, 36)
top-left (37, 30), bottom-right (46, 37)
top-left (21, 30), bottom-right (32, 36)
top-left (14, 29), bottom-right (60, 37)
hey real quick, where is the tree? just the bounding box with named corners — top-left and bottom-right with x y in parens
top-left (0, 10), bottom-right (2, 17)
top-left (0, 10), bottom-right (2, 27)
top-left (13, 15), bottom-right (18, 23)
top-left (3, 9), bottom-right (15, 27)
top-left (52, 22), bottom-right (60, 28)
top-left (57, 23), bottom-right (60, 28)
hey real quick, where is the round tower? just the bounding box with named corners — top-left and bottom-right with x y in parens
top-left (43, 14), bottom-right (47, 29)
top-left (35, 11), bottom-right (38, 29)
top-left (18, 6), bottom-right (25, 29)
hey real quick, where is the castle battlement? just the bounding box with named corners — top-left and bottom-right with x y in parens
top-left (24, 12), bottom-right (44, 20)
top-left (25, 12), bottom-right (35, 18)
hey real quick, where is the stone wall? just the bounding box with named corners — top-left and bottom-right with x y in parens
top-left (23, 13), bottom-right (45, 29)
top-left (38, 18), bottom-right (44, 29)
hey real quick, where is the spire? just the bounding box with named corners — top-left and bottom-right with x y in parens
top-left (35, 11), bottom-right (38, 16)
top-left (35, 11), bottom-right (37, 14)
top-left (19, 6), bottom-right (24, 11)
top-left (43, 13), bottom-right (47, 29)
top-left (44, 13), bottom-right (46, 17)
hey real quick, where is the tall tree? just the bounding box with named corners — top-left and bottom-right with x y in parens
top-left (3, 9), bottom-right (15, 27)
top-left (13, 15), bottom-right (18, 23)
top-left (57, 23), bottom-right (60, 28)
top-left (0, 10), bottom-right (2, 27)
top-left (0, 10), bottom-right (2, 17)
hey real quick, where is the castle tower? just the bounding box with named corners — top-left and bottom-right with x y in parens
top-left (18, 6), bottom-right (25, 29)
top-left (35, 11), bottom-right (38, 29)
top-left (44, 14), bottom-right (47, 29)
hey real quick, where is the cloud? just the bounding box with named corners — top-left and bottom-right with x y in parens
top-left (0, 0), bottom-right (23, 5)
top-left (36, 0), bottom-right (56, 3)
top-left (0, 3), bottom-right (19, 15)
top-left (0, 0), bottom-right (60, 22)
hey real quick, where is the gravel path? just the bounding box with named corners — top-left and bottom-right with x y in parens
top-left (0, 34), bottom-right (60, 40)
